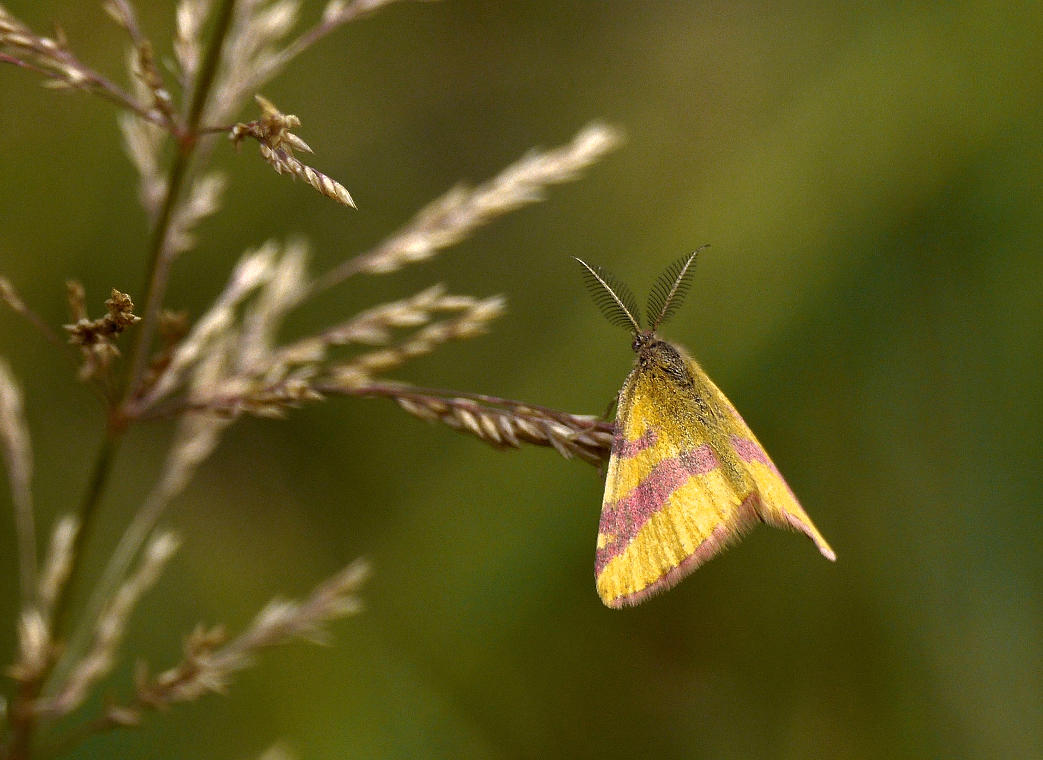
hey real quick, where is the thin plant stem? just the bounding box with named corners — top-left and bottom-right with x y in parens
top-left (124, 144), bottom-right (192, 403)
top-left (124, 0), bottom-right (238, 406)
top-left (49, 429), bottom-right (122, 640)
top-left (185, 0), bottom-right (237, 132)
top-left (6, 680), bottom-right (41, 760)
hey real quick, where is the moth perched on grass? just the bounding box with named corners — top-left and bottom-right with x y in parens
top-left (577, 250), bottom-right (835, 607)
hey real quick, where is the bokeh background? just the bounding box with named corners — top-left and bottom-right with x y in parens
top-left (2, 1), bottom-right (1042, 758)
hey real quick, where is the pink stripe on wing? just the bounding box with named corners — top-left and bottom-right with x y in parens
top-left (730, 434), bottom-right (806, 514)
top-left (596, 443), bottom-right (720, 574)
top-left (612, 426), bottom-right (657, 458)
top-left (731, 436), bottom-right (771, 467)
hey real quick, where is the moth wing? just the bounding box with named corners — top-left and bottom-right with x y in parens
top-left (596, 362), bottom-right (835, 608)
top-left (708, 375), bottom-right (837, 563)
top-left (595, 370), bottom-right (761, 608)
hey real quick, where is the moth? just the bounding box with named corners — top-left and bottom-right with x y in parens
top-left (577, 250), bottom-right (835, 607)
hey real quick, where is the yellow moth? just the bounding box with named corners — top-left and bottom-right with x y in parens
top-left (577, 250), bottom-right (835, 608)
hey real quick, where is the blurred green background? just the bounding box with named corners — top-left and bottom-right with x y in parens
top-left (2, 1), bottom-right (1041, 758)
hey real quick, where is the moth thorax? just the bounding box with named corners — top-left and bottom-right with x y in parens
top-left (634, 334), bottom-right (691, 385)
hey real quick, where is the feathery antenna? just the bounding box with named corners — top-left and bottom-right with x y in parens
top-left (645, 247), bottom-right (705, 332)
top-left (575, 257), bottom-right (642, 333)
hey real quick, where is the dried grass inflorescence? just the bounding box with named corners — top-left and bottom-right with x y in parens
top-left (232, 94), bottom-right (356, 208)
top-left (377, 386), bottom-right (614, 465)
top-left (64, 287), bottom-right (143, 382)
top-left (0, 0), bottom-right (621, 757)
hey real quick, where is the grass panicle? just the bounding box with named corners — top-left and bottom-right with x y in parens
top-left (0, 1), bottom-right (620, 757)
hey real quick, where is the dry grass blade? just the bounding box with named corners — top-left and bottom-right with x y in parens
top-left (260, 144), bottom-right (355, 207)
top-left (313, 122), bottom-right (624, 290)
top-left (42, 533), bottom-right (181, 717)
top-left (134, 559), bottom-right (370, 707)
top-left (58, 412), bottom-right (233, 688)
top-left (334, 384), bottom-right (614, 465)
top-left (174, 0), bottom-right (214, 83)
top-left (0, 359), bottom-right (35, 603)
top-left (119, 112), bottom-right (168, 218)
top-left (37, 516), bottom-right (79, 624)
top-left (231, 96), bottom-right (355, 207)
top-left (207, 0), bottom-right (303, 125)
top-left (273, 284), bottom-right (473, 367)
top-left (167, 172), bottom-right (228, 256)
top-left (329, 296), bottom-right (506, 388)
top-left (136, 244), bottom-right (277, 410)
top-left (1, 4), bottom-right (154, 118)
